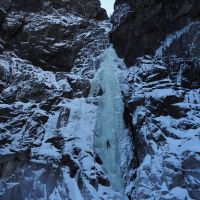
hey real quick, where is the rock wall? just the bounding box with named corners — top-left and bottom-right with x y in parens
top-left (111, 0), bottom-right (200, 66)
top-left (111, 1), bottom-right (200, 199)
top-left (0, 1), bottom-right (113, 199)
top-left (0, 0), bottom-right (108, 71)
top-left (1, 0), bottom-right (200, 199)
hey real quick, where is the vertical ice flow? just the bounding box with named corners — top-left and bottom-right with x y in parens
top-left (90, 46), bottom-right (125, 199)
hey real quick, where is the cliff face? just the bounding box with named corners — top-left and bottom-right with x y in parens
top-left (111, 0), bottom-right (200, 66)
top-left (0, 0), bottom-right (108, 71)
top-left (0, 0), bottom-right (200, 200)
top-left (111, 1), bottom-right (200, 199)
top-left (0, 1), bottom-right (112, 199)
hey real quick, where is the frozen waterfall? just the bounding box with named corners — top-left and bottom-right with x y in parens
top-left (89, 46), bottom-right (126, 199)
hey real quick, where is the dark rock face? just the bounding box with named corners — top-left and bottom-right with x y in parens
top-left (163, 23), bottom-right (200, 89)
top-left (111, 1), bottom-right (200, 199)
top-left (0, 0), bottom-right (112, 199)
top-left (0, 0), bottom-right (200, 199)
top-left (111, 0), bottom-right (200, 66)
top-left (0, 0), bottom-right (108, 71)
top-left (11, 0), bottom-right (105, 19)
top-left (0, 45), bottom-right (111, 199)
top-left (122, 53), bottom-right (200, 199)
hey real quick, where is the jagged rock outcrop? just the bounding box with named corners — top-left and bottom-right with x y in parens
top-left (0, 1), bottom-right (113, 199)
top-left (112, 1), bottom-right (200, 199)
top-left (111, 0), bottom-right (200, 66)
top-left (0, 0), bottom-right (108, 71)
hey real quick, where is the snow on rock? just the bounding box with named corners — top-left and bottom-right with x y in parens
top-left (0, 45), bottom-right (130, 200)
top-left (0, 0), bottom-right (109, 72)
top-left (0, 0), bottom-right (200, 200)
top-left (0, 1), bottom-right (112, 197)
top-left (120, 23), bottom-right (200, 200)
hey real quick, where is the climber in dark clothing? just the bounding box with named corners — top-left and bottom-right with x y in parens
top-left (106, 140), bottom-right (111, 148)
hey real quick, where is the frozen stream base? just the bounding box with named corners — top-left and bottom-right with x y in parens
top-left (90, 47), bottom-right (126, 199)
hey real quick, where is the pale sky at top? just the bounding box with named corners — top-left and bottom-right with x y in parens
top-left (100, 0), bottom-right (115, 16)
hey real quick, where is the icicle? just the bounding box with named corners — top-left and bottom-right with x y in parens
top-left (90, 46), bottom-right (126, 200)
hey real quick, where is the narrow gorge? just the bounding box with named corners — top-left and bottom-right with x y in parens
top-left (0, 0), bottom-right (200, 200)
